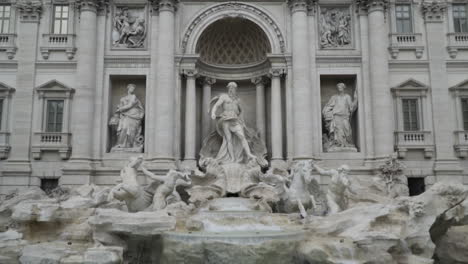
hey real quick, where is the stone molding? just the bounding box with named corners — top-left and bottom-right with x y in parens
top-left (421, 1), bottom-right (447, 22)
top-left (181, 2), bottom-right (286, 54)
top-left (16, 0), bottom-right (42, 22)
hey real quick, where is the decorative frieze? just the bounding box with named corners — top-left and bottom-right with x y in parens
top-left (421, 1), bottom-right (446, 22)
top-left (319, 6), bottom-right (352, 49)
top-left (16, 0), bottom-right (42, 22)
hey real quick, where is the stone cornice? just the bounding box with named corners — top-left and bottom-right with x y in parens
top-left (421, 1), bottom-right (447, 22)
top-left (16, 0), bottom-right (42, 22)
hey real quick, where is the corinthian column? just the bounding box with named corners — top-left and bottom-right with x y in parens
top-left (69, 0), bottom-right (101, 163)
top-left (183, 69), bottom-right (197, 167)
top-left (270, 68), bottom-right (285, 165)
top-left (201, 77), bottom-right (215, 140)
top-left (365, 0), bottom-right (394, 158)
top-left (288, 0), bottom-right (313, 160)
top-left (251, 77), bottom-right (267, 141)
top-left (153, 0), bottom-right (178, 166)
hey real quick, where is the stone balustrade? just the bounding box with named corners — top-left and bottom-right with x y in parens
top-left (447, 33), bottom-right (468, 58)
top-left (40, 34), bottom-right (77, 60)
top-left (0, 131), bottom-right (10, 159)
top-left (454, 130), bottom-right (468, 158)
top-left (388, 33), bottom-right (424, 59)
top-left (394, 130), bottom-right (434, 158)
top-left (31, 132), bottom-right (72, 160)
top-left (0, 33), bottom-right (17, 59)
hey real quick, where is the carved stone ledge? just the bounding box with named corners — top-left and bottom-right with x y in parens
top-left (0, 34), bottom-right (17, 60)
top-left (31, 132), bottom-right (72, 160)
top-left (16, 0), bottom-right (42, 22)
top-left (394, 131), bottom-right (434, 159)
top-left (40, 34), bottom-right (77, 60)
top-left (0, 132), bottom-right (11, 160)
top-left (421, 1), bottom-right (446, 22)
top-left (446, 33), bottom-right (468, 59)
top-left (388, 33), bottom-right (425, 59)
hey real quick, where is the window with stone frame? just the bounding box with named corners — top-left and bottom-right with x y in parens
top-left (402, 98), bottom-right (420, 131)
top-left (46, 100), bottom-right (64, 132)
top-left (461, 98), bottom-right (468, 130)
top-left (52, 5), bottom-right (69, 35)
top-left (0, 5), bottom-right (10, 34)
top-left (395, 4), bottom-right (413, 33)
top-left (453, 4), bottom-right (468, 33)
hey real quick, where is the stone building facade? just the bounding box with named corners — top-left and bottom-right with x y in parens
top-left (0, 0), bottom-right (467, 194)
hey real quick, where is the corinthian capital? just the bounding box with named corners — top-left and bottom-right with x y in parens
top-left (355, 0), bottom-right (388, 13)
top-left (421, 1), bottom-right (447, 22)
top-left (16, 0), bottom-right (42, 22)
top-left (77, 0), bottom-right (109, 13)
top-left (288, 0), bottom-right (308, 13)
top-left (159, 0), bottom-right (179, 13)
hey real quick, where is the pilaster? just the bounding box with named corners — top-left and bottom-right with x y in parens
top-left (422, 1), bottom-right (461, 175)
top-left (251, 76), bottom-right (267, 142)
top-left (2, 0), bottom-right (43, 176)
top-left (201, 77), bottom-right (216, 141)
top-left (182, 68), bottom-right (198, 168)
top-left (269, 68), bottom-right (286, 168)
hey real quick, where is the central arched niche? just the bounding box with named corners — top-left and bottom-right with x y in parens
top-left (195, 18), bottom-right (272, 67)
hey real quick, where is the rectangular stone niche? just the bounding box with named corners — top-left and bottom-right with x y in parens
top-left (107, 75), bottom-right (146, 153)
top-left (320, 75), bottom-right (360, 152)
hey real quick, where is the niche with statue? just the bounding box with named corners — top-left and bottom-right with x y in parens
top-left (108, 76), bottom-right (146, 153)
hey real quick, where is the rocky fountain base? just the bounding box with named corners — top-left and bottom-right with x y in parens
top-left (1, 157), bottom-right (468, 264)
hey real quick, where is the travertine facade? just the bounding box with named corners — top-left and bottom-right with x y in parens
top-left (1, 0), bottom-right (468, 194)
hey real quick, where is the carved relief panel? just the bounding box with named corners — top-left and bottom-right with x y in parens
top-left (112, 6), bottom-right (147, 49)
top-left (319, 6), bottom-right (353, 49)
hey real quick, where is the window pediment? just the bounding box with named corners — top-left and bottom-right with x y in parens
top-left (35, 80), bottom-right (75, 98)
top-left (449, 79), bottom-right (468, 94)
top-left (0, 82), bottom-right (16, 97)
top-left (391, 79), bottom-right (429, 96)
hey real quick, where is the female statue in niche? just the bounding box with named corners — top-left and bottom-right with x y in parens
top-left (322, 82), bottom-right (358, 152)
top-left (110, 84), bottom-right (145, 152)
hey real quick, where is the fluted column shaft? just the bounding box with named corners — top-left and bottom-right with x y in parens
top-left (367, 0), bottom-right (394, 157)
top-left (183, 70), bottom-right (197, 161)
top-left (252, 77), bottom-right (267, 141)
top-left (270, 69), bottom-right (284, 160)
top-left (201, 78), bottom-right (215, 140)
top-left (290, 0), bottom-right (313, 159)
top-left (70, 2), bottom-right (98, 161)
top-left (154, 0), bottom-right (177, 162)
